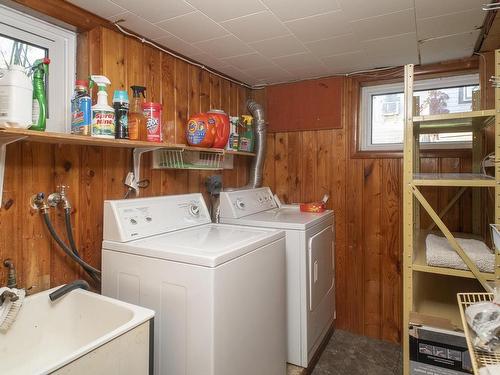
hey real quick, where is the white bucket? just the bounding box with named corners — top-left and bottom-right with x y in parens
top-left (491, 224), bottom-right (500, 253)
top-left (0, 65), bottom-right (33, 128)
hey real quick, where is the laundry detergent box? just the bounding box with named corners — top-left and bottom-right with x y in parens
top-left (409, 313), bottom-right (472, 375)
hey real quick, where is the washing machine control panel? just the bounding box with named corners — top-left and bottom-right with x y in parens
top-left (219, 187), bottom-right (277, 219)
top-left (103, 194), bottom-right (211, 242)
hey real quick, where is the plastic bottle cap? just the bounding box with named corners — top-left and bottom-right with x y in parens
top-left (113, 90), bottom-right (129, 103)
top-left (75, 79), bottom-right (88, 88)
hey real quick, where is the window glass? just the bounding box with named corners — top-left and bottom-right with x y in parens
top-left (0, 34), bottom-right (47, 70)
top-left (362, 75), bottom-right (479, 151)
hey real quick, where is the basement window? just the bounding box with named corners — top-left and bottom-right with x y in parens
top-left (0, 4), bottom-right (76, 132)
top-left (359, 74), bottom-right (479, 151)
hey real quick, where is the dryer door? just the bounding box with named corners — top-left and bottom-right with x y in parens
top-left (308, 225), bottom-right (333, 312)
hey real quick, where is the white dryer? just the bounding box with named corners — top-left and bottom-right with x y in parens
top-left (219, 187), bottom-right (335, 368)
top-left (101, 193), bottom-right (286, 375)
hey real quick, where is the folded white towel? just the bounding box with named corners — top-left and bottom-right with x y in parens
top-left (480, 364), bottom-right (500, 375)
top-left (426, 234), bottom-right (494, 273)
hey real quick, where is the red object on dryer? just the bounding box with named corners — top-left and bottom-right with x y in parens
top-left (300, 202), bottom-right (326, 213)
top-left (186, 113), bottom-right (215, 147)
top-left (207, 110), bottom-right (230, 149)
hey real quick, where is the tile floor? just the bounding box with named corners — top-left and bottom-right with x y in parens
top-left (312, 330), bottom-right (403, 375)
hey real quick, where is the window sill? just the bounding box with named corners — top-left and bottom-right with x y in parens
top-left (351, 147), bottom-right (472, 159)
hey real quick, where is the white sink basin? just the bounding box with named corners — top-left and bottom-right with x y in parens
top-left (0, 286), bottom-right (154, 375)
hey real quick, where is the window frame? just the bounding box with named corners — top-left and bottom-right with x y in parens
top-left (0, 4), bottom-right (76, 133)
top-left (359, 73), bottom-right (479, 152)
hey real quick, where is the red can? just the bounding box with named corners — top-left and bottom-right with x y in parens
top-left (207, 110), bottom-right (230, 149)
top-left (143, 102), bottom-right (162, 143)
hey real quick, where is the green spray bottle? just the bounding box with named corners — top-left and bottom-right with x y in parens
top-left (30, 58), bottom-right (50, 131)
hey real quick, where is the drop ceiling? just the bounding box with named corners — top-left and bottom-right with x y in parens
top-left (67, 0), bottom-right (488, 86)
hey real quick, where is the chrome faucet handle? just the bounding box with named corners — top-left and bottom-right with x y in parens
top-left (57, 185), bottom-right (69, 196)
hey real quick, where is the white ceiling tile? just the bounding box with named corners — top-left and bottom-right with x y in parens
top-left (154, 34), bottom-right (204, 57)
top-left (109, 12), bottom-right (167, 40)
top-left (189, 53), bottom-right (230, 70)
top-left (417, 9), bottom-right (485, 40)
top-left (183, 0), bottom-right (266, 22)
top-left (193, 35), bottom-right (253, 58)
top-left (361, 32), bottom-right (419, 68)
top-left (272, 52), bottom-right (326, 71)
top-left (221, 11), bottom-right (291, 43)
top-left (305, 33), bottom-right (361, 57)
top-left (249, 35), bottom-right (307, 58)
top-left (66, 0), bottom-right (126, 18)
top-left (351, 8), bottom-right (416, 40)
top-left (218, 65), bottom-right (254, 84)
top-left (338, 0), bottom-right (412, 21)
top-left (221, 53), bottom-right (272, 71)
top-left (321, 51), bottom-right (367, 72)
top-left (419, 30), bottom-right (481, 64)
top-left (157, 11), bottom-right (228, 43)
top-left (285, 10), bottom-right (353, 42)
top-left (111, 0), bottom-right (194, 23)
top-left (415, 0), bottom-right (485, 19)
top-left (261, 0), bottom-right (340, 22)
top-left (243, 64), bottom-right (293, 81)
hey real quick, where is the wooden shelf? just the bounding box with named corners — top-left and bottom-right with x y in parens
top-left (0, 127), bottom-right (256, 156)
top-left (412, 173), bottom-right (495, 187)
top-left (412, 231), bottom-right (495, 280)
top-left (413, 273), bottom-right (484, 328)
top-left (413, 110), bottom-right (495, 134)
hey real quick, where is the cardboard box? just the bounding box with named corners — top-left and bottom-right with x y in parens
top-left (409, 313), bottom-right (472, 375)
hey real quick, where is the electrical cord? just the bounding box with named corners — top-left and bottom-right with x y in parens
top-left (42, 212), bottom-right (101, 283)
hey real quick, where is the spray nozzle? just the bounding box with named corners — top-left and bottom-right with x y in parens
top-left (90, 75), bottom-right (111, 92)
top-left (31, 58), bottom-right (50, 77)
top-left (131, 85), bottom-right (146, 98)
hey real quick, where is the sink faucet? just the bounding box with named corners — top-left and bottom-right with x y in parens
top-left (49, 280), bottom-right (89, 302)
top-left (3, 259), bottom-right (17, 289)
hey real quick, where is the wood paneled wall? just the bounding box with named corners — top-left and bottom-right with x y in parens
top-left (255, 68), bottom-right (476, 343)
top-left (0, 26), bottom-right (251, 291)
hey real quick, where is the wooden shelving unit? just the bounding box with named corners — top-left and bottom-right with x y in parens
top-left (402, 49), bottom-right (500, 375)
top-left (0, 127), bottom-right (256, 156)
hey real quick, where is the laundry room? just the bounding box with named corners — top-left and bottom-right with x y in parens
top-left (0, 0), bottom-right (498, 374)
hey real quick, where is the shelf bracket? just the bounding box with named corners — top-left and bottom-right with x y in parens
top-left (131, 147), bottom-right (158, 197)
top-left (0, 135), bottom-right (27, 208)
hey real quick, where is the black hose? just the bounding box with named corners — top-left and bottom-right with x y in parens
top-left (42, 212), bottom-right (101, 283)
top-left (64, 208), bottom-right (80, 257)
top-left (49, 279), bottom-right (89, 301)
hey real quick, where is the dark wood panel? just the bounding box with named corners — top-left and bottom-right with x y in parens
top-left (266, 77), bottom-right (344, 132)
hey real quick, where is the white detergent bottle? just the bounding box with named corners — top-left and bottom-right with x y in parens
top-left (90, 75), bottom-right (115, 138)
top-left (0, 65), bottom-right (32, 128)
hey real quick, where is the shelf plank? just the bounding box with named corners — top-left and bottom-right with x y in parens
top-left (413, 110), bottom-right (495, 134)
top-left (0, 127), bottom-right (255, 156)
top-left (412, 231), bottom-right (495, 280)
top-left (412, 173), bottom-right (495, 187)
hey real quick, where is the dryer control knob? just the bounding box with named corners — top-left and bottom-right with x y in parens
top-left (189, 203), bottom-right (200, 217)
top-left (235, 199), bottom-right (245, 209)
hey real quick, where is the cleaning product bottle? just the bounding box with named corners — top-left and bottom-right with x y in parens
top-left (238, 115), bottom-right (254, 152)
top-left (129, 85), bottom-right (147, 141)
top-left (113, 90), bottom-right (129, 139)
top-left (71, 79), bottom-right (92, 135)
top-left (30, 58), bottom-right (50, 131)
top-left (90, 75), bottom-right (115, 138)
top-left (0, 64), bottom-right (32, 128)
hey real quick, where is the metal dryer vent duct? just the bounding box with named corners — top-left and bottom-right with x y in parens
top-left (243, 99), bottom-right (266, 189)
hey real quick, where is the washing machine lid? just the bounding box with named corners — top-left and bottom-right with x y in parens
top-left (102, 224), bottom-right (284, 267)
top-left (220, 206), bottom-right (333, 230)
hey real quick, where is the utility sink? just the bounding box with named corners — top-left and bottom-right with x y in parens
top-left (0, 286), bottom-right (154, 375)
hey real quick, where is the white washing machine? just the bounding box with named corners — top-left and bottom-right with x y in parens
top-left (219, 187), bottom-right (335, 368)
top-left (101, 193), bottom-right (286, 375)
